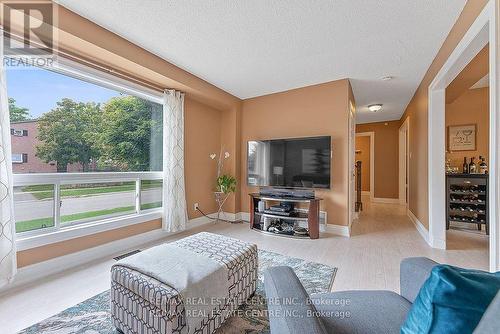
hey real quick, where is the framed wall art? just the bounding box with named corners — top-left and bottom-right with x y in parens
top-left (448, 124), bottom-right (476, 151)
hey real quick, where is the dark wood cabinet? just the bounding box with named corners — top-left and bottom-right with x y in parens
top-left (249, 193), bottom-right (321, 239)
top-left (446, 174), bottom-right (488, 235)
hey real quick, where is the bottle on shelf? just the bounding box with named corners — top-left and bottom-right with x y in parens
top-left (463, 157), bottom-right (468, 174)
top-left (469, 157), bottom-right (477, 174)
top-left (479, 156), bottom-right (488, 174)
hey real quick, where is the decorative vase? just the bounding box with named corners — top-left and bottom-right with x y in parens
top-left (214, 191), bottom-right (230, 222)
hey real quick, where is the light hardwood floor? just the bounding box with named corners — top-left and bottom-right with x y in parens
top-left (0, 196), bottom-right (488, 334)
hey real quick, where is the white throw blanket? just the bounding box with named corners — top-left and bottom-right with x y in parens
top-left (116, 243), bottom-right (229, 334)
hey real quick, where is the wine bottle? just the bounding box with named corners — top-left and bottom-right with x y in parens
top-left (463, 157), bottom-right (468, 174)
top-left (469, 157), bottom-right (477, 174)
top-left (479, 156), bottom-right (488, 174)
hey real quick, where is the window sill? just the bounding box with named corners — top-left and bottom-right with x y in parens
top-left (16, 210), bottom-right (163, 251)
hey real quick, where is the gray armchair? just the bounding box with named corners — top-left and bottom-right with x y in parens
top-left (264, 257), bottom-right (499, 334)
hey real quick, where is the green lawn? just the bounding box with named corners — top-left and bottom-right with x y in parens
top-left (16, 201), bottom-right (162, 233)
top-left (22, 180), bottom-right (162, 200)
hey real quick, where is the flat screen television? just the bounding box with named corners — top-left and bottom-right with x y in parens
top-left (247, 136), bottom-right (331, 189)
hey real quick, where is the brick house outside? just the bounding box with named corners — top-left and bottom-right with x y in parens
top-left (10, 120), bottom-right (85, 173)
top-left (10, 120), bottom-right (56, 173)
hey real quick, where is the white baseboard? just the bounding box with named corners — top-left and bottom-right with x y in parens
top-left (373, 197), bottom-right (400, 204)
top-left (1, 215), bottom-right (213, 295)
top-left (208, 212), bottom-right (249, 223)
top-left (429, 236), bottom-right (446, 250)
top-left (325, 224), bottom-right (351, 237)
top-left (407, 209), bottom-right (430, 246)
top-left (239, 212), bottom-right (250, 222)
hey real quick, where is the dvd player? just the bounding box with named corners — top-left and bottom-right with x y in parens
top-left (268, 205), bottom-right (290, 212)
top-left (263, 210), bottom-right (292, 217)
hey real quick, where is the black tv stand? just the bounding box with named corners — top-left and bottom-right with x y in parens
top-left (249, 193), bottom-right (321, 239)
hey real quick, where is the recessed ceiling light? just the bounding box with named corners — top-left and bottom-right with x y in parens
top-left (368, 104), bottom-right (383, 112)
top-left (381, 76), bottom-right (394, 81)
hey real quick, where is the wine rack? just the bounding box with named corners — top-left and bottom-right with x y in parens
top-left (446, 174), bottom-right (489, 235)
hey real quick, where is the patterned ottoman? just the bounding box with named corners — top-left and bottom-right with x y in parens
top-left (110, 232), bottom-right (258, 334)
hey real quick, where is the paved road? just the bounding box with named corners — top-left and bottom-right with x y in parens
top-left (14, 188), bottom-right (162, 222)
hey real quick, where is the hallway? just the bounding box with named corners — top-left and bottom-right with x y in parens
top-left (344, 196), bottom-right (489, 291)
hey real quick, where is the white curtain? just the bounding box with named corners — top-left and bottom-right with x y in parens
top-left (162, 89), bottom-right (187, 232)
top-left (0, 29), bottom-right (17, 287)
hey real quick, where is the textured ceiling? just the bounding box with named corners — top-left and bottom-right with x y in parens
top-left (56, 0), bottom-right (466, 123)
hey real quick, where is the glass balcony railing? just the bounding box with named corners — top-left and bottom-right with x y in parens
top-left (13, 172), bottom-right (163, 235)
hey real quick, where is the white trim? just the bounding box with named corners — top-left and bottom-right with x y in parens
top-left (361, 191), bottom-right (371, 195)
top-left (203, 211), bottom-right (246, 222)
top-left (348, 102), bottom-right (356, 228)
top-left (48, 57), bottom-right (164, 104)
top-left (16, 210), bottom-right (162, 251)
top-left (399, 117), bottom-right (410, 205)
top-left (240, 212), bottom-right (251, 222)
top-left (221, 212), bottom-right (242, 222)
top-left (428, 87), bottom-right (447, 250)
top-left (372, 197), bottom-right (400, 204)
top-left (2, 215), bottom-right (213, 295)
top-left (427, 0), bottom-right (498, 270)
top-left (492, 0), bottom-right (500, 272)
top-left (325, 224), bottom-right (351, 237)
top-left (407, 209), bottom-right (434, 247)
top-left (355, 132), bottom-right (375, 200)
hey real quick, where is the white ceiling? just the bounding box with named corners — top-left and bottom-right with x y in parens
top-left (56, 0), bottom-right (466, 124)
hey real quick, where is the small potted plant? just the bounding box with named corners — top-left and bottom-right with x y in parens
top-left (210, 146), bottom-right (237, 222)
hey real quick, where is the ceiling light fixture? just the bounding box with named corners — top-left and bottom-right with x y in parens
top-left (368, 104), bottom-right (383, 112)
top-left (381, 76), bottom-right (394, 81)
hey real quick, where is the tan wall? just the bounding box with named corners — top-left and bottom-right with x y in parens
top-left (185, 98), bottom-right (222, 218)
top-left (445, 87), bottom-right (489, 168)
top-left (355, 136), bottom-right (371, 192)
top-left (240, 79), bottom-right (351, 226)
top-left (400, 0), bottom-right (489, 228)
top-left (356, 121), bottom-right (400, 199)
top-left (219, 106), bottom-right (243, 214)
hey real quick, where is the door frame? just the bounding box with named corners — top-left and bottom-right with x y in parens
top-left (428, 0), bottom-right (498, 271)
top-left (355, 132), bottom-right (375, 202)
top-left (399, 117), bottom-right (410, 206)
top-left (348, 101), bottom-right (357, 230)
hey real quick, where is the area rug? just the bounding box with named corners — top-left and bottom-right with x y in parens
top-left (19, 249), bottom-right (337, 334)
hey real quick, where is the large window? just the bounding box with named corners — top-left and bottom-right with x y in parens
top-left (7, 62), bottom-right (164, 235)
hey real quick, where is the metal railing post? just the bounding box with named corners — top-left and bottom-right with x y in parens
top-left (54, 183), bottom-right (61, 229)
top-left (135, 178), bottom-right (141, 214)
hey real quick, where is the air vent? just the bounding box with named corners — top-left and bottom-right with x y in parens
top-left (113, 249), bottom-right (141, 261)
